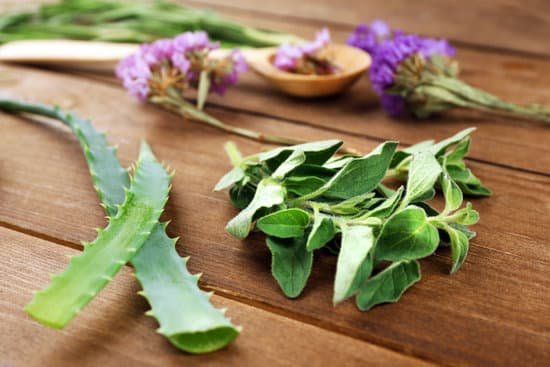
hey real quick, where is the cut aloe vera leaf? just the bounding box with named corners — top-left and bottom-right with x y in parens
top-left (24, 142), bottom-right (171, 328)
top-left (0, 99), bottom-right (239, 352)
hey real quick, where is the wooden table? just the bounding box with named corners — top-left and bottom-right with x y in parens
top-left (1, 1), bottom-right (549, 366)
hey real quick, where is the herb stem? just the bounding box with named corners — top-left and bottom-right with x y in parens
top-left (152, 92), bottom-right (359, 154)
top-left (426, 77), bottom-right (550, 123)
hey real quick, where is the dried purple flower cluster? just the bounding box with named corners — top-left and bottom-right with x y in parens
top-left (273, 28), bottom-right (334, 74)
top-left (348, 21), bottom-right (455, 116)
top-left (346, 20), bottom-right (391, 54)
top-left (116, 31), bottom-right (247, 101)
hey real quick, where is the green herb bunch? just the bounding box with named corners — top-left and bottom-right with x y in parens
top-left (0, 0), bottom-right (302, 47)
top-left (215, 128), bottom-right (490, 310)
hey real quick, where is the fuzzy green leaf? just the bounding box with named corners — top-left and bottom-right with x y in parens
top-left (214, 166), bottom-right (245, 191)
top-left (375, 206), bottom-right (439, 261)
top-left (283, 176), bottom-right (326, 197)
top-left (257, 208), bottom-right (310, 238)
top-left (402, 151), bottom-right (442, 206)
top-left (333, 225), bottom-right (375, 304)
top-left (226, 178), bottom-right (286, 239)
top-left (430, 127), bottom-right (476, 156)
top-left (444, 224), bottom-right (469, 273)
top-left (25, 142), bottom-right (171, 329)
top-left (323, 141), bottom-right (398, 200)
top-left (366, 186), bottom-right (404, 219)
top-left (356, 260), bottom-right (421, 311)
top-left (272, 149), bottom-right (306, 179)
top-left (441, 171), bottom-right (463, 212)
top-left (259, 140), bottom-right (342, 171)
top-left (229, 182), bottom-right (255, 209)
top-left (452, 202), bottom-right (480, 225)
top-left (306, 212), bottom-right (335, 251)
top-left (266, 236), bottom-right (313, 298)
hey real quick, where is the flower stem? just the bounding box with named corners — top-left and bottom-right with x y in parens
top-left (426, 76), bottom-right (550, 123)
top-left (151, 93), bottom-right (359, 154)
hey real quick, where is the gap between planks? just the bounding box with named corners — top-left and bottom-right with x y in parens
top-left (0, 221), bottom-right (440, 366)
top-left (1, 225), bottom-right (435, 367)
top-left (183, 0), bottom-right (550, 59)
top-left (33, 64), bottom-right (550, 180)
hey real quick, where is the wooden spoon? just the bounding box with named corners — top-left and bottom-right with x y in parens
top-left (0, 40), bottom-right (370, 97)
top-left (235, 44), bottom-right (371, 97)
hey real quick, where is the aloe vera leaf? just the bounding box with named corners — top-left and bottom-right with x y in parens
top-left (0, 99), bottom-right (239, 353)
top-left (24, 141), bottom-right (171, 329)
top-left (132, 223), bottom-right (239, 353)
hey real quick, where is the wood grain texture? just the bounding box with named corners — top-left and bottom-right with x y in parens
top-left (186, 0), bottom-right (550, 56)
top-left (46, 11), bottom-right (550, 175)
top-left (0, 227), bottom-right (430, 367)
top-left (188, 9), bottom-right (550, 175)
top-left (0, 65), bottom-right (549, 366)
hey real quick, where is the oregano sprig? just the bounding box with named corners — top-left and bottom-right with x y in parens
top-left (216, 128), bottom-right (488, 310)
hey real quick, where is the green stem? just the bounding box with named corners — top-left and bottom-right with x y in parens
top-left (152, 92), bottom-right (359, 154)
top-left (427, 76), bottom-right (550, 123)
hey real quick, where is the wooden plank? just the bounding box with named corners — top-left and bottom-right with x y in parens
top-left (4, 1), bottom-right (550, 174)
top-left (186, 10), bottom-right (550, 175)
top-left (0, 227), bottom-right (430, 367)
top-left (39, 21), bottom-right (550, 175)
top-left (0, 66), bottom-right (549, 366)
top-left (187, 0), bottom-right (550, 56)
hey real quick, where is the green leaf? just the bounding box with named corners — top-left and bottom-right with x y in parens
top-left (256, 208), bottom-right (310, 238)
top-left (445, 137), bottom-right (470, 164)
top-left (197, 70), bottom-right (211, 110)
top-left (259, 140), bottom-right (342, 171)
top-left (323, 155), bottom-right (355, 169)
top-left (333, 225), bottom-right (375, 304)
top-left (226, 178), bottom-right (286, 239)
top-left (375, 206), bottom-right (439, 261)
top-left (444, 225), bottom-right (469, 273)
top-left (25, 142), bottom-right (171, 329)
top-left (356, 260), bottom-right (421, 311)
top-left (451, 202), bottom-right (480, 225)
top-left (441, 170), bottom-right (463, 212)
top-left (283, 176), bottom-right (326, 197)
top-left (366, 186), bottom-right (404, 219)
top-left (214, 166), bottom-right (245, 191)
top-left (133, 224), bottom-right (238, 353)
top-left (322, 141), bottom-right (398, 200)
top-left (390, 139), bottom-right (435, 168)
top-left (450, 223), bottom-right (476, 240)
top-left (306, 211), bottom-right (335, 251)
top-left (430, 127), bottom-right (476, 156)
top-left (329, 192), bottom-right (375, 215)
top-left (411, 187), bottom-right (436, 203)
top-left (446, 162), bottom-right (491, 197)
top-left (272, 149), bottom-right (306, 179)
top-left (402, 151), bottom-right (442, 206)
top-left (266, 236), bottom-right (313, 298)
top-left (229, 182), bottom-right (255, 209)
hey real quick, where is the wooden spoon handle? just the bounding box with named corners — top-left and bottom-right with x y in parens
top-left (0, 40), bottom-right (138, 67)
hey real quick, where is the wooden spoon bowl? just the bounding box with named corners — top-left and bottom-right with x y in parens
top-left (244, 44), bottom-right (371, 97)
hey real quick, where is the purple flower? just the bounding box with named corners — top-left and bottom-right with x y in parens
top-left (211, 49), bottom-right (249, 95)
top-left (273, 44), bottom-right (303, 71)
top-left (116, 31), bottom-right (246, 101)
top-left (369, 33), bottom-right (455, 116)
top-left (273, 28), bottom-right (331, 72)
top-left (116, 52), bottom-right (152, 101)
top-left (173, 31), bottom-right (219, 54)
top-left (347, 20), bottom-right (390, 54)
